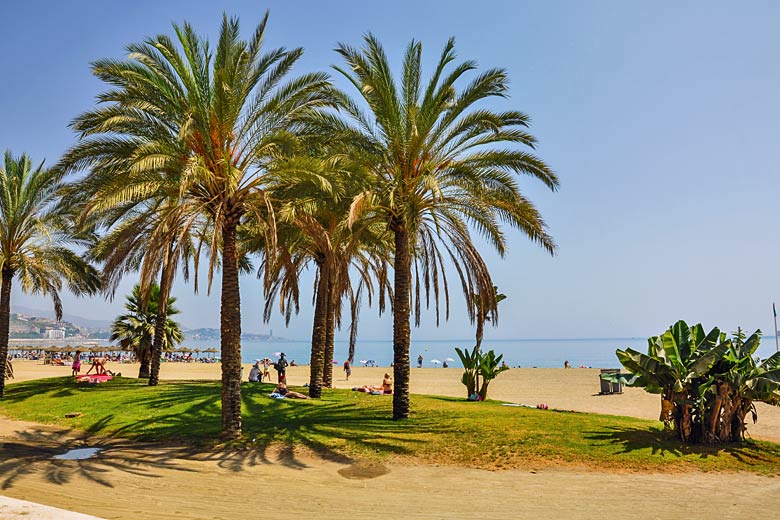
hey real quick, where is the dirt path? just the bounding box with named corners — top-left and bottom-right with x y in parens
top-left (1, 417), bottom-right (780, 519)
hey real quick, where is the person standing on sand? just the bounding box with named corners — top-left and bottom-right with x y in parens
top-left (417, 354), bottom-right (423, 368)
top-left (344, 360), bottom-right (351, 381)
top-left (275, 353), bottom-right (289, 383)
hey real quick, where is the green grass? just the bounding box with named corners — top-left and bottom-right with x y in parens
top-left (2, 376), bottom-right (780, 473)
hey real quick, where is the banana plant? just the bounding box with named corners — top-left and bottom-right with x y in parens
top-left (604, 320), bottom-right (729, 442)
top-left (455, 346), bottom-right (479, 398)
top-left (477, 350), bottom-right (509, 400)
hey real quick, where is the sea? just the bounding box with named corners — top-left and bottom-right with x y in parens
top-left (182, 336), bottom-right (780, 369)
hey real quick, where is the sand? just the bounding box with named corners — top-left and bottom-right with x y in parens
top-left (3, 360), bottom-right (780, 519)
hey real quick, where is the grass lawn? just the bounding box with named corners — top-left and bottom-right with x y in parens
top-left (2, 377), bottom-right (780, 474)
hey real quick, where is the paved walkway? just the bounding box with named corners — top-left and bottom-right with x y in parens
top-left (0, 495), bottom-right (104, 519)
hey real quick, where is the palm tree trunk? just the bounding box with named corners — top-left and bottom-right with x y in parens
top-left (0, 268), bottom-right (13, 398)
top-left (138, 346), bottom-right (151, 379)
top-left (149, 257), bottom-right (174, 386)
top-left (392, 225), bottom-right (412, 420)
top-left (308, 262), bottom-right (329, 398)
top-left (323, 276), bottom-right (335, 388)
top-left (475, 307), bottom-right (485, 396)
top-left (220, 219), bottom-right (242, 439)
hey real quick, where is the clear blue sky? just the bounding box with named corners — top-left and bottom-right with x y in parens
top-left (1, 1), bottom-right (779, 340)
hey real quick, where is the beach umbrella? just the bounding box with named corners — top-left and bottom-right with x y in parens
top-left (445, 357), bottom-right (455, 362)
top-left (430, 359), bottom-right (441, 365)
top-left (272, 351), bottom-right (282, 358)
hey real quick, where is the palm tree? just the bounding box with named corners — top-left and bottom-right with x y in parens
top-left (0, 151), bottom-right (101, 397)
top-left (474, 285), bottom-right (506, 393)
top-left (331, 37), bottom-right (559, 419)
top-left (265, 155), bottom-right (390, 397)
top-left (57, 13), bottom-right (334, 437)
top-left (111, 283), bottom-right (183, 377)
top-left (88, 202), bottom-right (200, 384)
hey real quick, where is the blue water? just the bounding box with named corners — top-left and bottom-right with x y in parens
top-left (183, 337), bottom-right (780, 369)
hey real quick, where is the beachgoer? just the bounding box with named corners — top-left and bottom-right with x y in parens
top-left (273, 382), bottom-right (309, 399)
top-left (343, 360), bottom-right (351, 381)
top-left (501, 361), bottom-right (508, 369)
top-left (86, 357), bottom-right (107, 376)
top-left (72, 350), bottom-right (82, 376)
top-left (442, 360), bottom-right (449, 368)
top-left (261, 358), bottom-right (271, 381)
top-left (275, 353), bottom-right (289, 383)
top-left (290, 359), bottom-right (297, 367)
top-left (354, 373), bottom-right (393, 394)
top-left (417, 354), bottom-right (423, 368)
top-left (564, 360), bottom-right (570, 369)
top-left (248, 363), bottom-right (261, 382)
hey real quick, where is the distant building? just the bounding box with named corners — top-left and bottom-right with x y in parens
top-left (44, 328), bottom-right (66, 339)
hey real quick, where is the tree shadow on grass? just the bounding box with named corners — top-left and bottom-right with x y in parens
top-left (584, 425), bottom-right (780, 467)
top-left (1, 379), bottom-right (455, 478)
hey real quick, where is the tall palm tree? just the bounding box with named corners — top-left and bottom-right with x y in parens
top-left (58, 13), bottom-right (334, 437)
top-left (110, 283), bottom-right (183, 377)
top-left (0, 151), bottom-right (101, 397)
top-left (331, 37), bottom-right (559, 419)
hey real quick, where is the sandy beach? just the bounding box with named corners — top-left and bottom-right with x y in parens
top-left (3, 360), bottom-right (780, 519)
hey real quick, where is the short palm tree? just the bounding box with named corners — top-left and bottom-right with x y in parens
top-left (0, 151), bottom-right (101, 397)
top-left (331, 37), bottom-right (559, 419)
top-left (57, 13), bottom-right (334, 437)
top-left (110, 283), bottom-right (182, 377)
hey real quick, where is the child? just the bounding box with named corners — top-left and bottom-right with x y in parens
top-left (72, 350), bottom-right (82, 377)
top-left (343, 360), bottom-right (351, 381)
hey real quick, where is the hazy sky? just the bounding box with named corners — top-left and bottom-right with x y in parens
top-left (1, 1), bottom-right (779, 341)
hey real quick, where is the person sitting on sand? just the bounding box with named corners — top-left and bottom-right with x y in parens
top-left (273, 382), bottom-right (309, 399)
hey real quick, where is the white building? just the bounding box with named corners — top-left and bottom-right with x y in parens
top-left (44, 328), bottom-right (66, 339)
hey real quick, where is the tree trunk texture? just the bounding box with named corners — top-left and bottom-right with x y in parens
top-left (392, 226), bottom-right (412, 420)
top-left (322, 276), bottom-right (336, 388)
top-left (220, 219), bottom-right (243, 439)
top-left (474, 309), bottom-right (485, 395)
top-left (308, 262), bottom-right (329, 398)
top-left (137, 346), bottom-right (151, 379)
top-left (149, 262), bottom-right (174, 387)
top-left (0, 268), bottom-right (13, 398)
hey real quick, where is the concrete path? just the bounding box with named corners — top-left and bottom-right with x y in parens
top-left (0, 495), bottom-right (104, 519)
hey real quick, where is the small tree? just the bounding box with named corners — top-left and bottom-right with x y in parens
top-left (110, 284), bottom-right (182, 378)
top-left (605, 320), bottom-right (780, 443)
top-left (455, 345), bottom-right (509, 400)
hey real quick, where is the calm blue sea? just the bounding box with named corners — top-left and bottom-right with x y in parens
top-left (183, 337), bottom-right (780, 369)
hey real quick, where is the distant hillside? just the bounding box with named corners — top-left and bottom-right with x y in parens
top-left (11, 304), bottom-right (111, 331)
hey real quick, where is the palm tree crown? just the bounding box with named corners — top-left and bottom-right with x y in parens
top-left (0, 151), bottom-right (101, 397)
top-left (329, 36), bottom-right (559, 418)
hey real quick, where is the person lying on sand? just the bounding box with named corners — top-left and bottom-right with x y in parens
top-left (273, 382), bottom-right (309, 399)
top-left (353, 373), bottom-right (393, 394)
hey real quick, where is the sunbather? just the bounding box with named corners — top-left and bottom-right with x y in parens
top-left (354, 373), bottom-right (393, 394)
top-left (273, 382), bottom-right (309, 399)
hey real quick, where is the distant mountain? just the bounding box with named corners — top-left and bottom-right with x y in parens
top-left (11, 304), bottom-right (111, 331)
